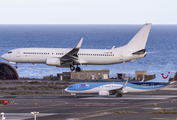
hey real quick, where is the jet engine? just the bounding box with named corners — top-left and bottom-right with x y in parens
top-left (98, 90), bottom-right (110, 96)
top-left (46, 58), bottom-right (61, 66)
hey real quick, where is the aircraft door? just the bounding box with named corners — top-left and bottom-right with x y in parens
top-left (76, 84), bottom-right (79, 90)
top-left (119, 52), bottom-right (123, 60)
top-left (16, 50), bottom-right (20, 57)
top-left (151, 83), bottom-right (154, 89)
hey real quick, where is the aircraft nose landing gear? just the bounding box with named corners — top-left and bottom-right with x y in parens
top-left (14, 66), bottom-right (18, 69)
top-left (14, 63), bottom-right (18, 69)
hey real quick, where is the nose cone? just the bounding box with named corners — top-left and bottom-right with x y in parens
top-left (64, 88), bottom-right (68, 92)
top-left (1, 53), bottom-right (8, 60)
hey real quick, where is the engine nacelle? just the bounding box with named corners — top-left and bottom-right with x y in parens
top-left (99, 90), bottom-right (110, 96)
top-left (46, 58), bottom-right (61, 66)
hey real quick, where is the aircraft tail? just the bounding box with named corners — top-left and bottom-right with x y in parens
top-left (147, 62), bottom-right (173, 83)
top-left (116, 23), bottom-right (152, 52)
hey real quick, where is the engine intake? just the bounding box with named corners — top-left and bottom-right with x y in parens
top-left (99, 90), bottom-right (110, 96)
top-left (46, 58), bottom-right (61, 66)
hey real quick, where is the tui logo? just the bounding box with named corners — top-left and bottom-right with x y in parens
top-left (161, 72), bottom-right (170, 79)
top-left (81, 84), bottom-right (89, 87)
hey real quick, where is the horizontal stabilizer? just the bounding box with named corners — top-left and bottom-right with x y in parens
top-left (132, 49), bottom-right (146, 55)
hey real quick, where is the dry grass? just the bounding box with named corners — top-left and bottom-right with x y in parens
top-left (149, 109), bottom-right (177, 114)
top-left (115, 111), bottom-right (136, 114)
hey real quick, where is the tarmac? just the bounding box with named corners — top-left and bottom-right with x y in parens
top-left (1, 83), bottom-right (177, 120)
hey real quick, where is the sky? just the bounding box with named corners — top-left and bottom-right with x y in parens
top-left (0, 0), bottom-right (176, 24)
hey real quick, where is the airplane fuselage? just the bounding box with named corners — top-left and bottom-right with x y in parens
top-left (65, 82), bottom-right (170, 94)
top-left (65, 62), bottom-right (174, 97)
top-left (2, 48), bottom-right (146, 66)
top-left (1, 23), bottom-right (152, 71)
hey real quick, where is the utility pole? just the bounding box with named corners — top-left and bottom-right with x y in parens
top-left (1, 112), bottom-right (5, 120)
top-left (31, 112), bottom-right (39, 120)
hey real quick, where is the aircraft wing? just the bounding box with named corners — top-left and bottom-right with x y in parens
top-left (109, 80), bottom-right (128, 94)
top-left (61, 38), bottom-right (85, 64)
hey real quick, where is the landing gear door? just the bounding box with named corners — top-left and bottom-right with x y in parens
top-left (16, 49), bottom-right (20, 57)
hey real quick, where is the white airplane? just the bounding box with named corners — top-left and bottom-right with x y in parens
top-left (1, 23), bottom-right (152, 71)
top-left (65, 62), bottom-right (174, 97)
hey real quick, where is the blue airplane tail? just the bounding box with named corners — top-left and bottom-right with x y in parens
top-left (147, 62), bottom-right (173, 83)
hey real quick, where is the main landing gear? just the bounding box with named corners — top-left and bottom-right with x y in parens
top-left (76, 66), bottom-right (81, 72)
top-left (70, 65), bottom-right (75, 71)
top-left (116, 93), bottom-right (122, 97)
top-left (70, 65), bottom-right (81, 72)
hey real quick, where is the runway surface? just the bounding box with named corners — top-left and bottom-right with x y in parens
top-left (1, 85), bottom-right (177, 120)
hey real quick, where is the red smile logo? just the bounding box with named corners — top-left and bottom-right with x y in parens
top-left (161, 72), bottom-right (170, 79)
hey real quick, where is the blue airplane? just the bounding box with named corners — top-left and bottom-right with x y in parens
top-left (65, 62), bottom-right (174, 97)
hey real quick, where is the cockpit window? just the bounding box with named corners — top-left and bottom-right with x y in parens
top-left (8, 51), bottom-right (12, 54)
top-left (69, 86), bottom-right (73, 88)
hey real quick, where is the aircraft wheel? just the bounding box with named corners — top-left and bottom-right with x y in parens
top-left (14, 66), bottom-right (18, 69)
top-left (76, 67), bottom-right (81, 72)
top-left (70, 66), bottom-right (75, 71)
top-left (116, 93), bottom-right (122, 97)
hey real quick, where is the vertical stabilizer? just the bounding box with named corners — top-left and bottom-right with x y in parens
top-left (147, 62), bottom-right (173, 83)
top-left (117, 23), bottom-right (152, 51)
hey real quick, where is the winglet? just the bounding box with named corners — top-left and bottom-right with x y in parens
top-left (141, 78), bottom-right (144, 82)
top-left (121, 80), bottom-right (128, 93)
top-left (123, 80), bottom-right (128, 88)
top-left (75, 38), bottom-right (83, 49)
top-left (118, 80), bottom-right (128, 90)
top-left (111, 46), bottom-right (115, 49)
top-left (61, 38), bottom-right (84, 62)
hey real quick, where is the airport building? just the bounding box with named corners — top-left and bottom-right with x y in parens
top-left (57, 70), bottom-right (156, 81)
top-left (144, 74), bottom-right (156, 81)
top-left (58, 70), bottom-right (109, 80)
top-left (117, 73), bottom-right (132, 80)
top-left (117, 73), bottom-right (126, 79)
top-left (135, 71), bottom-right (155, 81)
top-left (135, 71), bottom-right (147, 80)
